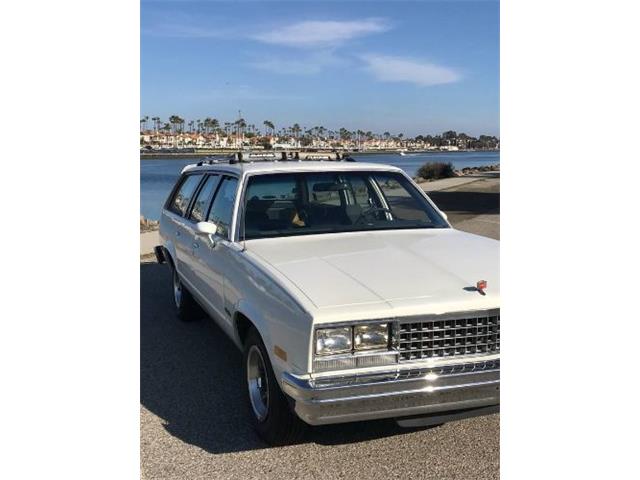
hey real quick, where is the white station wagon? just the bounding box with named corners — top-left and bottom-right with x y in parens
top-left (156, 151), bottom-right (499, 445)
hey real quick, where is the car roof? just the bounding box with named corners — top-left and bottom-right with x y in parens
top-left (181, 160), bottom-right (404, 177)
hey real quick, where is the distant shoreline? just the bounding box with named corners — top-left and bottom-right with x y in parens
top-left (140, 149), bottom-right (500, 160)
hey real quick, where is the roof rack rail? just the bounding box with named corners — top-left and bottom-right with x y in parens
top-left (188, 150), bottom-right (356, 172)
top-left (231, 150), bottom-right (355, 163)
top-left (195, 155), bottom-right (235, 167)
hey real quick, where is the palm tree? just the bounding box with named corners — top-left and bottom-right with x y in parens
top-left (238, 118), bottom-right (247, 145)
top-left (210, 118), bottom-right (219, 134)
top-left (151, 117), bottom-right (160, 133)
top-left (235, 118), bottom-right (247, 146)
top-left (169, 115), bottom-right (181, 134)
top-left (291, 123), bottom-right (301, 144)
top-left (263, 120), bottom-right (274, 136)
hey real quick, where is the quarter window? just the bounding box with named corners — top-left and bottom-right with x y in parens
top-left (207, 177), bottom-right (238, 239)
top-left (169, 174), bottom-right (202, 217)
top-left (189, 175), bottom-right (220, 222)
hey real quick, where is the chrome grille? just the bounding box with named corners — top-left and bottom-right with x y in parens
top-left (398, 313), bottom-right (500, 362)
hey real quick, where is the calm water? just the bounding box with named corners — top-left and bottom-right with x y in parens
top-left (140, 151), bottom-right (499, 220)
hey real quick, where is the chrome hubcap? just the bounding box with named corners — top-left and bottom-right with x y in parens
top-left (172, 270), bottom-right (182, 308)
top-left (247, 346), bottom-right (269, 421)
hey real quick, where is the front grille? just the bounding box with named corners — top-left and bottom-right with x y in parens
top-left (398, 312), bottom-right (500, 362)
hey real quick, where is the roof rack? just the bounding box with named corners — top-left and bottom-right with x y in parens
top-left (195, 155), bottom-right (234, 167)
top-left (194, 150), bottom-right (355, 167)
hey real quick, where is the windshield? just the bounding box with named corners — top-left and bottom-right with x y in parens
top-left (242, 171), bottom-right (448, 240)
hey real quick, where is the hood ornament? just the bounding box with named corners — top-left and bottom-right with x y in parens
top-left (463, 280), bottom-right (488, 296)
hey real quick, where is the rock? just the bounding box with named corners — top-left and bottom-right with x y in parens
top-left (140, 216), bottom-right (159, 232)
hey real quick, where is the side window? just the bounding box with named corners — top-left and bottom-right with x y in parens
top-left (169, 174), bottom-right (203, 217)
top-left (207, 177), bottom-right (239, 239)
top-left (189, 175), bottom-right (220, 222)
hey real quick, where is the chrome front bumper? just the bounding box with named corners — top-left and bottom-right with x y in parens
top-left (281, 360), bottom-right (500, 425)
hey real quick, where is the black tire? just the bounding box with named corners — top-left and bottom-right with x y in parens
top-left (243, 327), bottom-right (307, 445)
top-left (170, 265), bottom-right (200, 322)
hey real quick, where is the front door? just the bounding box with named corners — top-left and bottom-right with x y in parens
top-left (191, 176), bottom-right (239, 332)
top-left (181, 174), bottom-right (221, 290)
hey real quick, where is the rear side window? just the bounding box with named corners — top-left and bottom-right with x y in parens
top-left (207, 177), bottom-right (238, 239)
top-left (169, 174), bottom-right (202, 216)
top-left (189, 175), bottom-right (220, 222)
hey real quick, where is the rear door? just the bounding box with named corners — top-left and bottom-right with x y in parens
top-left (165, 173), bottom-right (204, 278)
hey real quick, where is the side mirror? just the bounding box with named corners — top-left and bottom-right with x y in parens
top-left (195, 221), bottom-right (217, 236)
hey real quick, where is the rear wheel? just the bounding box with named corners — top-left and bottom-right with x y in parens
top-left (171, 266), bottom-right (200, 322)
top-left (243, 328), bottom-right (306, 445)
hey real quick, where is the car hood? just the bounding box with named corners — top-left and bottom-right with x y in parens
top-left (245, 229), bottom-right (499, 318)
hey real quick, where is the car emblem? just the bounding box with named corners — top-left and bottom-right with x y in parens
top-left (476, 280), bottom-right (487, 294)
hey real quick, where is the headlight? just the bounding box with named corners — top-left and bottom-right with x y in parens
top-left (354, 323), bottom-right (389, 351)
top-left (315, 327), bottom-right (352, 355)
top-left (313, 321), bottom-right (397, 372)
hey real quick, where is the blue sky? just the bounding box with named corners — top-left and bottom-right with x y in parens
top-left (141, 1), bottom-right (499, 137)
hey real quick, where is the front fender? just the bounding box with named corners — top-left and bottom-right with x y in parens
top-left (233, 295), bottom-right (312, 381)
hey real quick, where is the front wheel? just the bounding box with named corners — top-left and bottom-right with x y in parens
top-left (243, 328), bottom-right (306, 445)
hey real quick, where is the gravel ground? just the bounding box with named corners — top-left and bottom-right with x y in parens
top-left (140, 176), bottom-right (500, 479)
top-left (426, 175), bottom-right (500, 240)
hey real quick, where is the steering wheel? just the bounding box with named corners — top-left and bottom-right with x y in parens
top-left (354, 207), bottom-right (394, 224)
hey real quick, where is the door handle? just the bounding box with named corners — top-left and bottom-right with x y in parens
top-left (192, 242), bottom-right (199, 249)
